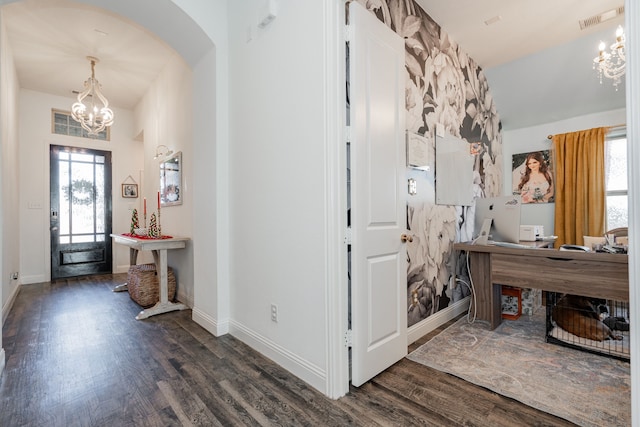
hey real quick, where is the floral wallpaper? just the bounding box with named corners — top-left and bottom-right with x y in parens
top-left (353, 0), bottom-right (504, 326)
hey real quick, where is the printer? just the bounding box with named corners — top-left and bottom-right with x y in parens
top-left (520, 225), bottom-right (544, 241)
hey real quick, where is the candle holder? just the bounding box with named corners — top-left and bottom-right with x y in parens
top-left (143, 197), bottom-right (148, 228)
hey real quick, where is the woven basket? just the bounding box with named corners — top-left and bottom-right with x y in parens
top-left (127, 263), bottom-right (176, 308)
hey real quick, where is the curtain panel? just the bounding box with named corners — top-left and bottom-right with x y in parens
top-left (552, 127), bottom-right (608, 247)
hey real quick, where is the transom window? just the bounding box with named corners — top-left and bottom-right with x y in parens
top-left (51, 109), bottom-right (110, 141)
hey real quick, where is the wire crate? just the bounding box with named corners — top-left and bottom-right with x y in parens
top-left (546, 292), bottom-right (630, 361)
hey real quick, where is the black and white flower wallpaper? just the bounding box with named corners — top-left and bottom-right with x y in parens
top-left (354, 0), bottom-right (504, 326)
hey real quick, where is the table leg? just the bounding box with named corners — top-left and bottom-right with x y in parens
top-left (135, 249), bottom-right (187, 320)
top-left (468, 251), bottom-right (503, 329)
top-left (113, 248), bottom-right (139, 292)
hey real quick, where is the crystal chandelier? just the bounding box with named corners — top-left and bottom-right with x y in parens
top-left (593, 25), bottom-right (626, 90)
top-left (71, 56), bottom-right (114, 135)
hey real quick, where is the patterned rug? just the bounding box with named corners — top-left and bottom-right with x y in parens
top-left (407, 311), bottom-right (630, 427)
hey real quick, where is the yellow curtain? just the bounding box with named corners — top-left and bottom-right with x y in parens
top-left (552, 127), bottom-right (607, 247)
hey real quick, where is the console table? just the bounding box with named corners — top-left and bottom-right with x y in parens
top-left (453, 243), bottom-right (629, 329)
top-left (111, 234), bottom-right (190, 320)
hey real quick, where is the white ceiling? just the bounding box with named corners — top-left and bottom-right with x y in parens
top-left (1, 0), bottom-right (628, 129)
top-left (2, 0), bottom-right (176, 110)
top-left (414, 0), bottom-right (625, 68)
top-left (414, 0), bottom-right (627, 129)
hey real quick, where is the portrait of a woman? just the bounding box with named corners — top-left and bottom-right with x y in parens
top-left (513, 151), bottom-right (554, 203)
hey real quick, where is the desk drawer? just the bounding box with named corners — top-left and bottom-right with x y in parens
top-left (491, 253), bottom-right (628, 301)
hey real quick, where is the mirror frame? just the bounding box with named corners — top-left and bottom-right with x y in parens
top-left (159, 151), bottom-right (182, 207)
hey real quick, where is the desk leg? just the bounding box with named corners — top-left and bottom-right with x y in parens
top-left (113, 248), bottom-right (139, 292)
top-left (135, 249), bottom-right (187, 320)
top-left (468, 251), bottom-right (502, 329)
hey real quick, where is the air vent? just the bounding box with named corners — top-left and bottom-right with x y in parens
top-left (579, 6), bottom-right (624, 30)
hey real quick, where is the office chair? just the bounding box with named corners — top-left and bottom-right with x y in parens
top-left (605, 227), bottom-right (628, 238)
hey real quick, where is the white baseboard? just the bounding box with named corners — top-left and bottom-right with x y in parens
top-left (192, 306), bottom-right (229, 337)
top-left (176, 289), bottom-right (193, 309)
top-left (2, 281), bottom-right (20, 325)
top-left (114, 264), bottom-right (130, 274)
top-left (229, 320), bottom-right (327, 394)
top-left (20, 275), bottom-right (46, 285)
top-left (0, 348), bottom-right (5, 377)
top-left (407, 296), bottom-right (470, 345)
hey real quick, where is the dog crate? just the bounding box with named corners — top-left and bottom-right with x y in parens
top-left (546, 292), bottom-right (630, 361)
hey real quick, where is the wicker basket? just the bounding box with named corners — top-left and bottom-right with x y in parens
top-left (127, 263), bottom-right (176, 308)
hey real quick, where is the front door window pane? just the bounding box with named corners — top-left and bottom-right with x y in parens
top-left (606, 195), bottom-right (628, 229)
top-left (605, 138), bottom-right (627, 191)
top-left (57, 151), bottom-right (105, 244)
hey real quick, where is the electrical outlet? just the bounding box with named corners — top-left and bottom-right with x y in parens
top-left (270, 304), bottom-right (278, 322)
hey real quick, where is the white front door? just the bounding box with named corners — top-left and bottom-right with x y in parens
top-left (348, 1), bottom-right (407, 387)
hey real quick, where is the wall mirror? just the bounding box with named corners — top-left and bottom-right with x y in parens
top-left (160, 151), bottom-right (182, 206)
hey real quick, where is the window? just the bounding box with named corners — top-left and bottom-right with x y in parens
top-left (51, 109), bottom-right (110, 141)
top-left (604, 130), bottom-right (627, 230)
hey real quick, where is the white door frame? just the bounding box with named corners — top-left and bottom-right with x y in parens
top-left (323, 0), bottom-right (350, 399)
top-left (324, 0), bottom-right (408, 398)
top-left (624, 0), bottom-right (639, 421)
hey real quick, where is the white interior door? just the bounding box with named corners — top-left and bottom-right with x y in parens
top-left (349, 1), bottom-right (407, 387)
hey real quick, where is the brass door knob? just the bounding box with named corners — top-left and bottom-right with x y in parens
top-left (400, 234), bottom-right (413, 243)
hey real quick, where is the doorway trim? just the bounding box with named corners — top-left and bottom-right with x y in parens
top-left (324, 0), bottom-right (349, 399)
top-left (49, 144), bottom-right (113, 280)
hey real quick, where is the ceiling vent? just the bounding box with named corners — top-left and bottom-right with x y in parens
top-left (579, 6), bottom-right (624, 30)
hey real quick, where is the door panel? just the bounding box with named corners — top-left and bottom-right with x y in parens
top-left (349, 2), bottom-right (407, 387)
top-left (50, 145), bottom-right (113, 279)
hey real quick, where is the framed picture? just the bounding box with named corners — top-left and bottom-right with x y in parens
top-left (512, 150), bottom-right (554, 204)
top-left (122, 183), bottom-right (138, 198)
top-left (160, 151), bottom-right (182, 206)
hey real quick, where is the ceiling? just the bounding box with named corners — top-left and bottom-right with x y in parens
top-left (1, 0), bottom-right (628, 129)
top-left (2, 0), bottom-right (176, 110)
top-left (414, 0), bottom-right (627, 130)
top-left (415, 0), bottom-right (625, 68)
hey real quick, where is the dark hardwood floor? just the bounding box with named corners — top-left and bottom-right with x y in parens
top-left (1, 274), bottom-right (574, 426)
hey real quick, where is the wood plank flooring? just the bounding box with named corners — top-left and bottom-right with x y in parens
top-left (0, 274), bottom-right (575, 426)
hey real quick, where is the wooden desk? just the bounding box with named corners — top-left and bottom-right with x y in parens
top-left (111, 234), bottom-right (190, 320)
top-left (453, 242), bottom-right (629, 329)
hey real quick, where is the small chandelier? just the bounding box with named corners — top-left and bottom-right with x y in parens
top-left (593, 25), bottom-right (626, 90)
top-left (71, 56), bottom-right (114, 136)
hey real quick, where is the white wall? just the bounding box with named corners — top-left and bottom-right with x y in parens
top-left (0, 8), bottom-right (20, 374)
top-left (133, 54), bottom-right (194, 307)
top-left (226, 0), bottom-right (332, 391)
top-left (169, 0), bottom-right (231, 339)
top-left (502, 108), bottom-right (626, 236)
top-left (0, 9), bottom-right (20, 314)
top-left (18, 89), bottom-right (142, 284)
top-left (191, 48), bottom-right (228, 334)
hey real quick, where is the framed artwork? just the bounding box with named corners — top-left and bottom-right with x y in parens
top-left (122, 183), bottom-right (138, 198)
top-left (512, 149), bottom-right (554, 204)
top-left (160, 151), bottom-right (182, 206)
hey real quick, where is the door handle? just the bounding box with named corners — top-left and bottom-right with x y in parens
top-left (400, 234), bottom-right (413, 243)
top-left (51, 227), bottom-right (58, 231)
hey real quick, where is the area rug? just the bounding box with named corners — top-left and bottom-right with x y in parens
top-left (407, 311), bottom-right (630, 427)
